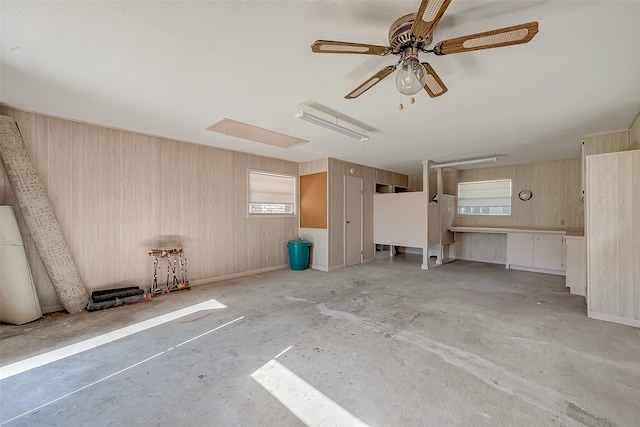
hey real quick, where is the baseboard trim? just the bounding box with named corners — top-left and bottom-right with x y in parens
top-left (452, 256), bottom-right (505, 265)
top-left (508, 264), bottom-right (565, 276)
top-left (588, 311), bottom-right (640, 328)
top-left (191, 264), bottom-right (289, 286)
top-left (42, 304), bottom-right (65, 314)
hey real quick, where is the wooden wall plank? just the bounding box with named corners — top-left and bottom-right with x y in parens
top-left (299, 158), bottom-right (327, 176)
top-left (328, 158), bottom-right (345, 268)
top-left (362, 166), bottom-right (375, 262)
top-left (79, 123), bottom-right (101, 290)
top-left (98, 128), bottom-right (123, 288)
top-left (408, 174), bottom-right (423, 191)
top-left (514, 163), bottom-right (535, 227)
top-left (0, 109), bottom-right (299, 303)
top-left (630, 114), bottom-right (640, 150)
top-left (48, 117), bottom-right (74, 245)
top-left (70, 122), bottom-right (85, 285)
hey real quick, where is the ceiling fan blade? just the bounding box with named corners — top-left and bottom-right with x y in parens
top-left (311, 40), bottom-right (391, 56)
top-left (345, 66), bottom-right (395, 99)
top-left (411, 0), bottom-right (452, 39)
top-left (421, 63), bottom-right (448, 98)
top-left (433, 22), bottom-right (539, 55)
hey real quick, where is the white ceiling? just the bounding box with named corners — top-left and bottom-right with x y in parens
top-left (2, 1), bottom-right (639, 174)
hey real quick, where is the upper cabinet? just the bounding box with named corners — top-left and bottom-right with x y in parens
top-left (583, 131), bottom-right (630, 156)
top-left (375, 169), bottom-right (392, 185)
top-left (392, 172), bottom-right (408, 188)
top-left (582, 130), bottom-right (630, 198)
top-left (374, 169), bottom-right (408, 192)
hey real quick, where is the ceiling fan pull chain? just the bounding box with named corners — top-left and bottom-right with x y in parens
top-left (410, 97), bottom-right (416, 104)
top-left (399, 93), bottom-right (404, 110)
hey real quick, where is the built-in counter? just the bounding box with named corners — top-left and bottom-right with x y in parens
top-left (449, 227), bottom-right (584, 276)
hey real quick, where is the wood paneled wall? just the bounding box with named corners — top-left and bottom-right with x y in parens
top-left (452, 159), bottom-right (583, 230)
top-left (630, 114), bottom-right (640, 150)
top-left (0, 108), bottom-right (298, 312)
top-left (427, 170), bottom-right (457, 197)
top-left (408, 174), bottom-right (423, 192)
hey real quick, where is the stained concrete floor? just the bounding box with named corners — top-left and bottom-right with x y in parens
top-left (1, 256), bottom-right (639, 426)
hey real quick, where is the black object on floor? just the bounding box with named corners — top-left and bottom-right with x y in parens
top-left (87, 286), bottom-right (149, 311)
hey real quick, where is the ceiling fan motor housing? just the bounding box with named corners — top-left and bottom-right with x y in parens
top-left (388, 13), bottom-right (432, 54)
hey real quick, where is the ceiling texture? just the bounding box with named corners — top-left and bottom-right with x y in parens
top-left (2, 1), bottom-right (640, 174)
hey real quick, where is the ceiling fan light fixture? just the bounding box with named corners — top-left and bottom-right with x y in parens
top-left (396, 57), bottom-right (427, 96)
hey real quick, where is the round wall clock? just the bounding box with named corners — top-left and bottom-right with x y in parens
top-left (518, 189), bottom-right (533, 201)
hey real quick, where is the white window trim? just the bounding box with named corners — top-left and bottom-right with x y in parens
top-left (457, 178), bottom-right (512, 216)
top-left (247, 169), bottom-right (298, 218)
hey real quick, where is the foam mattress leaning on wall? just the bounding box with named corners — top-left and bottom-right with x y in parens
top-left (0, 115), bottom-right (89, 313)
top-left (0, 204), bottom-right (42, 325)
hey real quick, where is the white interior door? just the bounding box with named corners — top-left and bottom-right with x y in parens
top-left (345, 176), bottom-right (362, 266)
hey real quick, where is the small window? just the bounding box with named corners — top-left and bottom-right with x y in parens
top-left (458, 179), bottom-right (512, 216)
top-left (248, 170), bottom-right (296, 216)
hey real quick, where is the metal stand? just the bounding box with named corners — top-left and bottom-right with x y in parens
top-left (148, 242), bottom-right (189, 295)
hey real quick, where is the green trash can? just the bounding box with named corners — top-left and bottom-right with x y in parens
top-left (287, 238), bottom-right (312, 270)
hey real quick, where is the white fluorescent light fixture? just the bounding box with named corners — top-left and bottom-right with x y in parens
top-left (430, 157), bottom-right (497, 169)
top-left (295, 104), bottom-right (368, 142)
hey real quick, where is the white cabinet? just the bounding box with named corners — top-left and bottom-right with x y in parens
top-left (534, 234), bottom-right (564, 271)
top-left (507, 232), bottom-right (565, 275)
top-left (564, 236), bottom-right (585, 296)
top-left (586, 150), bottom-right (640, 327)
top-left (507, 233), bottom-right (533, 266)
top-left (581, 131), bottom-right (630, 199)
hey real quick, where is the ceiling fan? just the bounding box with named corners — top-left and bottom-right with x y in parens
top-left (311, 0), bottom-right (538, 107)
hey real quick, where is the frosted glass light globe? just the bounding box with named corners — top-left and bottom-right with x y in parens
top-left (395, 57), bottom-right (427, 96)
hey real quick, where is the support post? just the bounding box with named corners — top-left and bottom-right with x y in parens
top-left (436, 167), bottom-right (444, 265)
top-left (421, 160), bottom-right (430, 270)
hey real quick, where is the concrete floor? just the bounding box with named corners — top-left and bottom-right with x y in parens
top-left (1, 257), bottom-right (639, 426)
